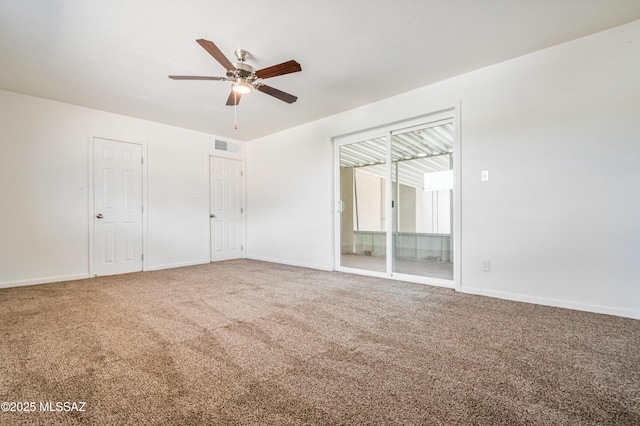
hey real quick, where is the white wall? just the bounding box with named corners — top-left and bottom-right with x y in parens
top-left (246, 20), bottom-right (640, 318)
top-left (246, 122), bottom-right (334, 270)
top-left (1, 22), bottom-right (637, 318)
top-left (0, 89), bottom-right (244, 287)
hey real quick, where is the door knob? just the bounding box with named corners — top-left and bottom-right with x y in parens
top-left (96, 213), bottom-right (103, 219)
top-left (210, 214), bottom-right (216, 218)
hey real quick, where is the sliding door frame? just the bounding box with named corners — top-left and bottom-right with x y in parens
top-left (333, 105), bottom-right (461, 290)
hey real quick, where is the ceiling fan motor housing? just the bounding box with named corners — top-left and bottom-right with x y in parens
top-left (234, 62), bottom-right (255, 79)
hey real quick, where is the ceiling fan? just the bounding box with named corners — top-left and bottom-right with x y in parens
top-left (169, 39), bottom-right (301, 106)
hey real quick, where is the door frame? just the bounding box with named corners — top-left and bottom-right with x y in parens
top-left (209, 154), bottom-right (247, 262)
top-left (333, 105), bottom-right (461, 290)
top-left (88, 136), bottom-right (148, 277)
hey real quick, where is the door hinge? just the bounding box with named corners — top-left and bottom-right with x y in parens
top-left (141, 205), bottom-right (144, 213)
top-left (241, 245), bottom-right (244, 251)
top-left (241, 170), bottom-right (244, 177)
top-left (241, 207), bottom-right (244, 214)
top-left (141, 254), bottom-right (144, 261)
top-left (141, 157), bottom-right (144, 164)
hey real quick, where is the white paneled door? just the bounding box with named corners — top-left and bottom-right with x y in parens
top-left (210, 156), bottom-right (243, 261)
top-left (93, 138), bottom-right (143, 276)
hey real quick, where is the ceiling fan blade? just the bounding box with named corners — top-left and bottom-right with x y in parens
top-left (169, 75), bottom-right (227, 80)
top-left (255, 60), bottom-right (301, 79)
top-left (196, 39), bottom-right (236, 71)
top-left (226, 91), bottom-right (241, 106)
top-left (257, 84), bottom-right (298, 104)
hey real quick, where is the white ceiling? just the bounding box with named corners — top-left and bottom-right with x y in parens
top-left (1, 1), bottom-right (639, 142)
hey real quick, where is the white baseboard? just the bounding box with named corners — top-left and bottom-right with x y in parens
top-left (459, 286), bottom-right (640, 320)
top-left (144, 259), bottom-right (210, 272)
top-left (0, 273), bottom-right (91, 290)
top-left (4, 264), bottom-right (636, 320)
top-left (246, 255), bottom-right (333, 272)
top-left (0, 260), bottom-right (211, 289)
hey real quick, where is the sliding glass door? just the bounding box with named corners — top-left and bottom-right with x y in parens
top-left (391, 123), bottom-right (453, 280)
top-left (339, 136), bottom-right (388, 273)
top-left (336, 112), bottom-right (457, 285)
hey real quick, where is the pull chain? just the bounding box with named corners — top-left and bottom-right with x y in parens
top-left (234, 92), bottom-right (238, 130)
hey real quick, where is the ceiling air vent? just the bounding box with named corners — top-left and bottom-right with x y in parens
top-left (215, 139), bottom-right (239, 153)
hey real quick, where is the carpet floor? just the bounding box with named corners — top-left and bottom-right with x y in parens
top-left (1, 259), bottom-right (639, 425)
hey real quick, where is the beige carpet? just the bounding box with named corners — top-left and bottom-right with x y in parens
top-left (1, 259), bottom-right (639, 425)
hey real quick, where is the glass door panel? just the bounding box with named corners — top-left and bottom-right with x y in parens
top-left (339, 138), bottom-right (387, 272)
top-left (391, 123), bottom-right (454, 279)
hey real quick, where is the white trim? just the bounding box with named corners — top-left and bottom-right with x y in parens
top-left (88, 135), bottom-right (148, 277)
top-left (247, 255), bottom-right (333, 272)
top-left (334, 266), bottom-right (456, 288)
top-left (144, 260), bottom-right (210, 272)
top-left (331, 144), bottom-right (343, 271)
top-left (0, 274), bottom-right (91, 289)
top-left (460, 286), bottom-right (640, 320)
top-left (332, 108), bottom-right (458, 143)
top-left (392, 272), bottom-right (455, 289)
top-left (336, 266), bottom-right (390, 280)
top-left (385, 131), bottom-right (393, 274)
top-left (333, 128), bottom-right (388, 147)
top-left (389, 116), bottom-right (454, 136)
top-left (209, 147), bottom-right (244, 160)
top-left (87, 137), bottom-right (94, 276)
top-left (452, 101), bottom-right (462, 292)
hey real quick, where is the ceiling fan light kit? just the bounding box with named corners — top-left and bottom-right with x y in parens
top-left (169, 39), bottom-right (301, 128)
top-left (232, 80), bottom-right (252, 94)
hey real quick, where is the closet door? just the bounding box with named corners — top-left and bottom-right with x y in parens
top-left (93, 138), bottom-right (143, 276)
top-left (210, 156), bottom-right (244, 262)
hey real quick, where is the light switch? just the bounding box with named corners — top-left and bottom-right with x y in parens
top-left (481, 170), bottom-right (489, 182)
top-left (482, 260), bottom-right (490, 271)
